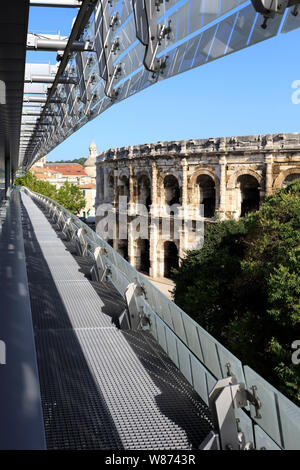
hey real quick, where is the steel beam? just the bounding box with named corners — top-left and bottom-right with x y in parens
top-left (30, 0), bottom-right (82, 7)
top-left (25, 75), bottom-right (78, 84)
top-left (23, 96), bottom-right (64, 104)
top-left (25, 0), bottom-right (97, 168)
top-left (5, 155), bottom-right (11, 197)
top-left (27, 34), bottom-right (86, 51)
top-left (23, 96), bottom-right (47, 103)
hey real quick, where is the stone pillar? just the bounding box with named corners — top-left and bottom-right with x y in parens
top-left (103, 167), bottom-right (108, 203)
top-left (149, 225), bottom-right (159, 278)
top-left (179, 158), bottom-right (189, 249)
top-left (95, 165), bottom-right (101, 207)
top-left (113, 167), bottom-right (119, 207)
top-left (179, 227), bottom-right (188, 262)
top-left (218, 156), bottom-right (227, 220)
top-left (129, 163), bottom-right (134, 203)
top-left (181, 158), bottom-right (188, 206)
top-left (265, 154), bottom-right (273, 197)
top-left (151, 161), bottom-right (158, 205)
top-left (149, 161), bottom-right (159, 278)
top-left (128, 223), bottom-right (135, 268)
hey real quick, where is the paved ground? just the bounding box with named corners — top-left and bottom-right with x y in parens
top-left (142, 274), bottom-right (175, 300)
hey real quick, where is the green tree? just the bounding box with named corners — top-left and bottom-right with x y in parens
top-left (173, 180), bottom-right (300, 403)
top-left (15, 172), bottom-right (86, 216)
top-left (52, 158), bottom-right (87, 165)
top-left (56, 181), bottom-right (86, 215)
top-left (15, 171), bottom-right (57, 199)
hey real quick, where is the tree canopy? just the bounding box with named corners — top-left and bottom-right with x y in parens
top-left (56, 181), bottom-right (86, 214)
top-left (172, 180), bottom-right (300, 404)
top-left (15, 172), bottom-right (86, 215)
top-left (51, 158), bottom-right (87, 165)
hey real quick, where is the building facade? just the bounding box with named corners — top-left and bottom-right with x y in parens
top-left (95, 133), bottom-right (300, 279)
top-left (30, 141), bottom-right (97, 219)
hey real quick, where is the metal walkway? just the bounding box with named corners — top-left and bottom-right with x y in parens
top-left (19, 190), bottom-right (213, 450)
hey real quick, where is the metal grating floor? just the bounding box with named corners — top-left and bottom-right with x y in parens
top-left (20, 192), bottom-right (213, 450)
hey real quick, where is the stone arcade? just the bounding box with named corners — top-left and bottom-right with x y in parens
top-left (95, 133), bottom-right (300, 279)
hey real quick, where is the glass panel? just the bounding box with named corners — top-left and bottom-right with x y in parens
top-left (193, 27), bottom-right (217, 68)
top-left (254, 424), bottom-right (282, 450)
top-left (117, 0), bottom-right (133, 26)
top-left (244, 366), bottom-right (282, 447)
top-left (277, 389), bottom-right (300, 450)
top-left (118, 17), bottom-right (137, 51)
top-left (196, 325), bottom-right (222, 379)
top-left (182, 315), bottom-right (204, 362)
top-left (177, 340), bottom-right (192, 383)
top-left (190, 355), bottom-right (213, 405)
top-left (165, 0), bottom-right (180, 12)
top-left (208, 13), bottom-right (236, 61)
top-left (176, 1), bottom-right (190, 41)
top-left (158, 48), bottom-right (177, 80)
top-left (165, 327), bottom-right (179, 368)
top-left (168, 42), bottom-right (188, 77)
top-left (179, 36), bottom-right (201, 73)
top-left (189, 0), bottom-right (205, 34)
top-left (170, 304), bottom-right (187, 343)
top-left (227, 4), bottom-right (256, 53)
top-left (217, 343), bottom-right (245, 385)
top-left (156, 315), bottom-right (168, 352)
top-left (249, 9), bottom-right (283, 46)
top-left (235, 408), bottom-right (255, 447)
top-left (220, 0), bottom-right (245, 16)
top-left (281, 6), bottom-right (300, 33)
top-left (202, 0), bottom-right (220, 27)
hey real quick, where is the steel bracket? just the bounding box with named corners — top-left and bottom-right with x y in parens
top-left (133, 0), bottom-right (172, 73)
top-left (209, 378), bottom-right (261, 450)
top-left (251, 0), bottom-right (300, 28)
top-left (125, 282), bottom-right (151, 330)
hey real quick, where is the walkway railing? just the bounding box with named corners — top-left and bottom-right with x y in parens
top-left (22, 187), bottom-right (300, 451)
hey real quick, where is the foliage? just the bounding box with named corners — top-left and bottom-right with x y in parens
top-left (15, 171), bottom-right (57, 200)
top-left (173, 180), bottom-right (300, 404)
top-left (56, 181), bottom-right (86, 215)
top-left (52, 158), bottom-right (87, 165)
top-left (15, 172), bottom-right (86, 215)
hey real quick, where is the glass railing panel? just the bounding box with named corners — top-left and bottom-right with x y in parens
top-left (253, 424), bottom-right (282, 450)
top-left (244, 366), bottom-right (284, 448)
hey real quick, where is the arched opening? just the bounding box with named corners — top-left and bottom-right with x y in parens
top-left (237, 174), bottom-right (260, 217)
top-left (136, 239), bottom-right (150, 274)
top-left (107, 174), bottom-right (114, 201)
top-left (196, 174), bottom-right (216, 218)
top-left (118, 241), bottom-right (129, 261)
top-left (137, 175), bottom-right (151, 211)
top-left (164, 175), bottom-right (180, 206)
top-left (282, 173), bottom-right (300, 187)
top-left (119, 175), bottom-right (129, 201)
top-left (164, 241), bottom-right (179, 278)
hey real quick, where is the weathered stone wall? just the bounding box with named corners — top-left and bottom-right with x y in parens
top-left (95, 133), bottom-right (300, 278)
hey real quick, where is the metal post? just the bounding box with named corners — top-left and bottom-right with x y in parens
top-left (4, 156), bottom-right (11, 198)
top-left (30, 0), bottom-right (82, 7)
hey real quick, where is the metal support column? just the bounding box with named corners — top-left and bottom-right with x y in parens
top-left (5, 154), bottom-right (11, 198)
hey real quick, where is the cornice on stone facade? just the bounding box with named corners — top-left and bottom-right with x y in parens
top-left (96, 133), bottom-right (300, 164)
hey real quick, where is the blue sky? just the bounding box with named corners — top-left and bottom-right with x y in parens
top-left (27, 4), bottom-right (300, 161)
